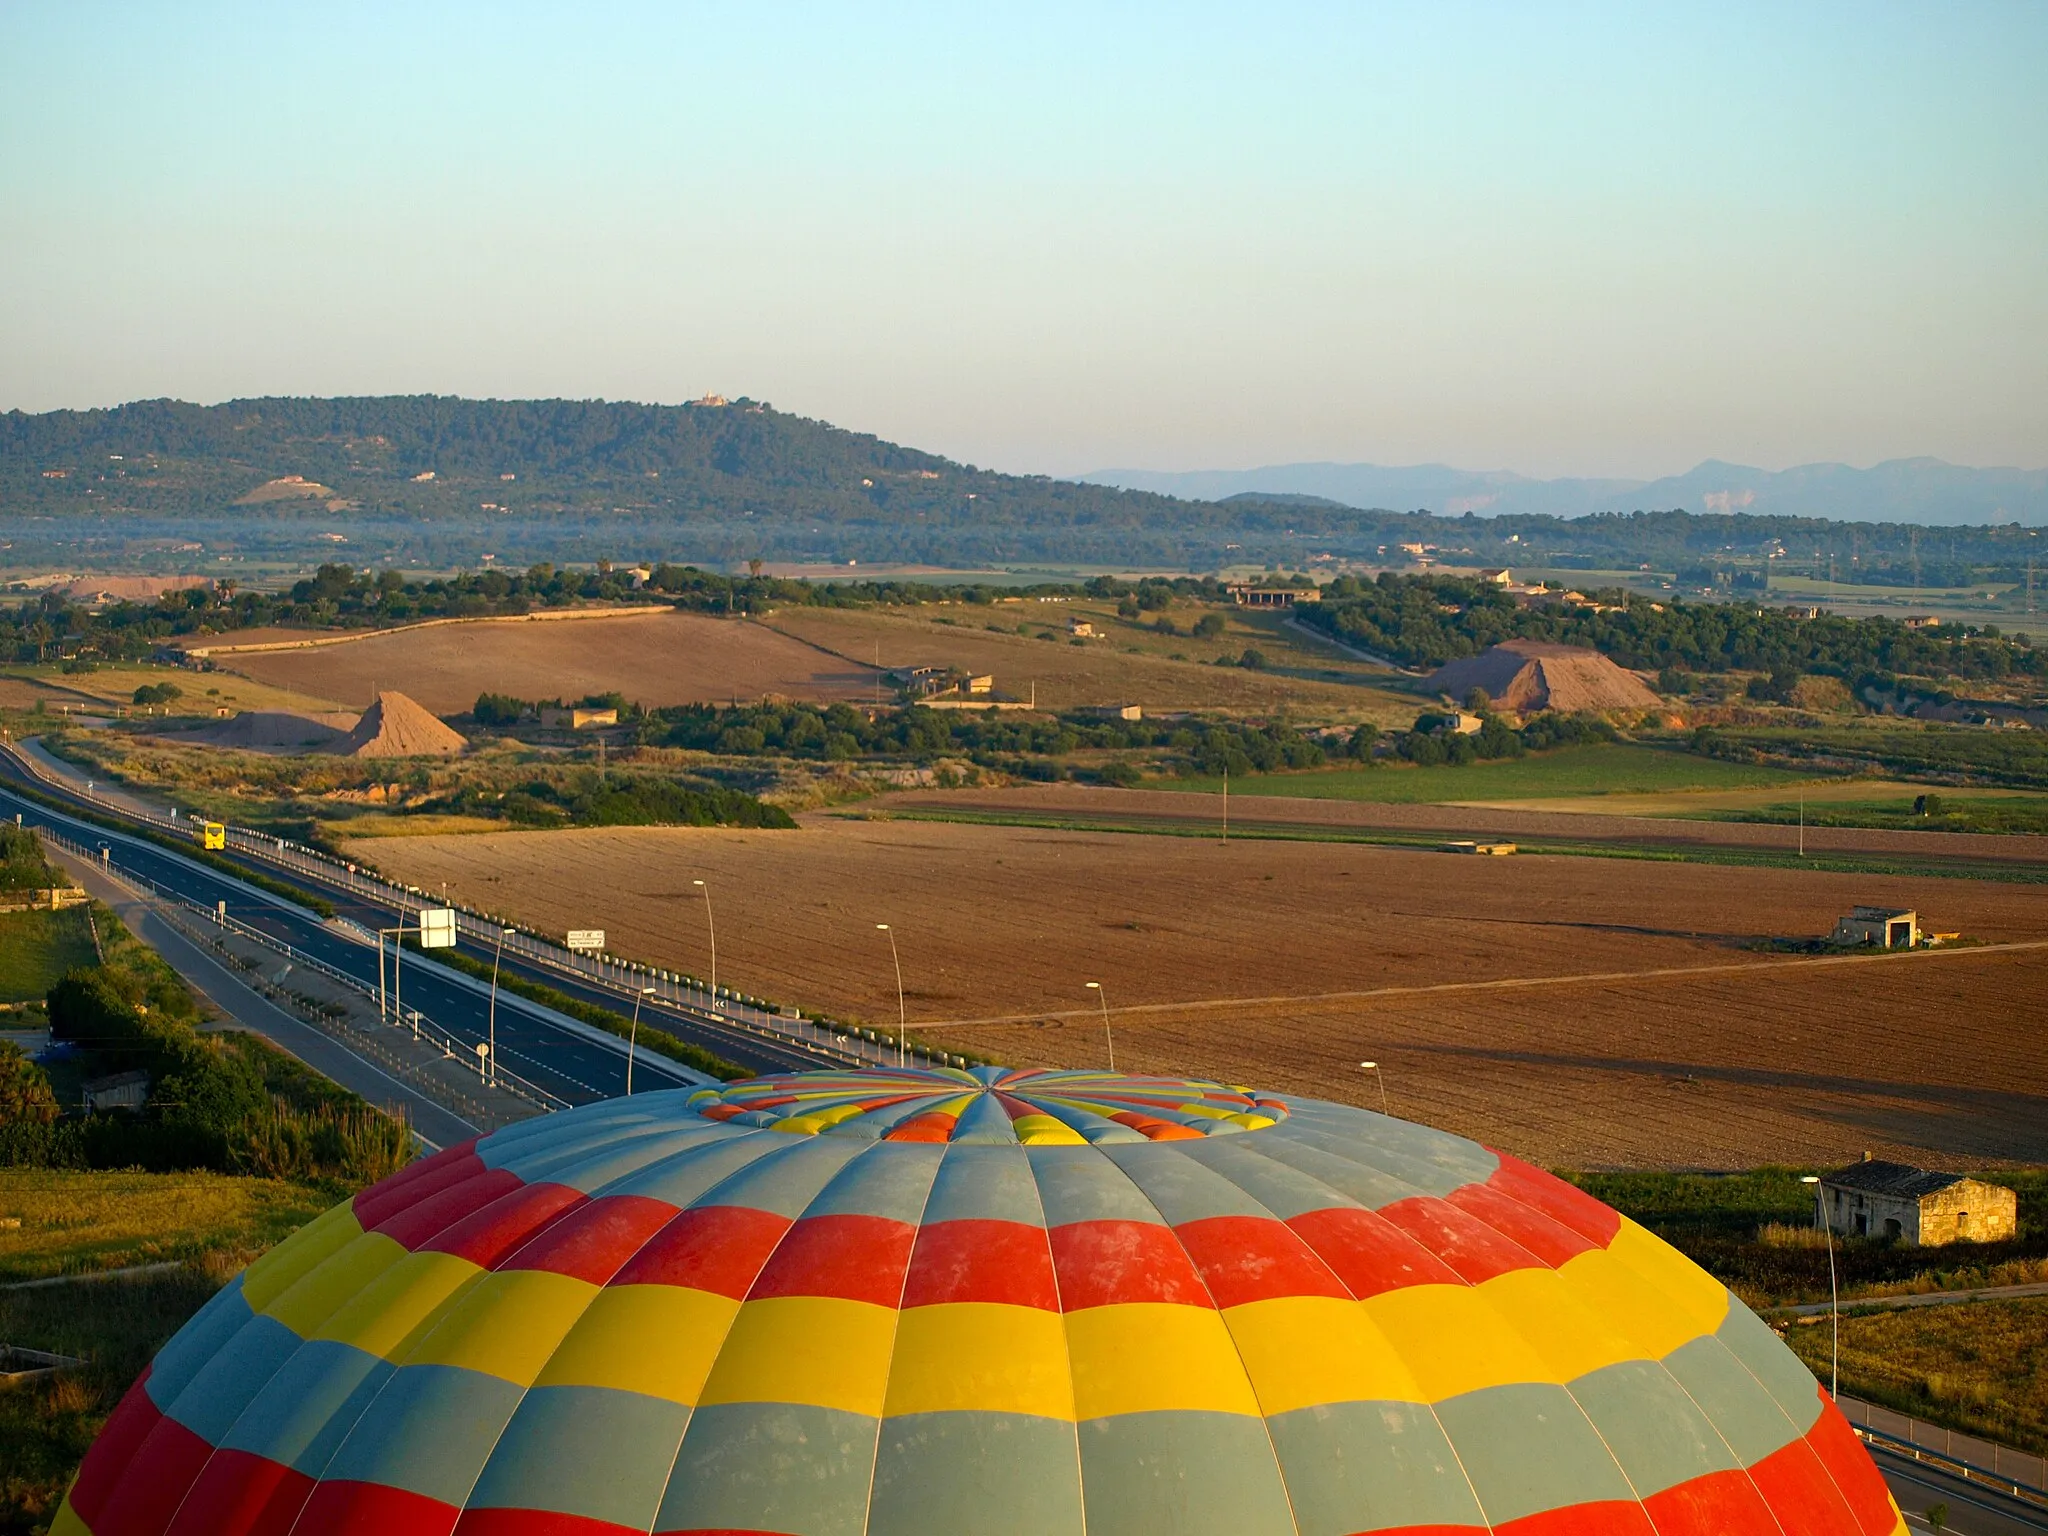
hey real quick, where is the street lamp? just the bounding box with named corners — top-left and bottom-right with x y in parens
top-left (625, 986), bottom-right (656, 1096)
top-left (877, 925), bottom-right (907, 1067)
top-left (1085, 982), bottom-right (1114, 1071)
top-left (1800, 1175), bottom-right (1839, 1398)
top-left (486, 926), bottom-right (514, 1088)
top-left (1359, 1060), bottom-right (1388, 1115)
top-left (693, 879), bottom-right (718, 1008)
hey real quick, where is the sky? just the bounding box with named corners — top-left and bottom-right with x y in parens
top-left (2, 2), bottom-right (2044, 480)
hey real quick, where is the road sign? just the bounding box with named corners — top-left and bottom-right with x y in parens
top-left (566, 929), bottom-right (605, 953)
top-left (418, 907), bottom-right (457, 949)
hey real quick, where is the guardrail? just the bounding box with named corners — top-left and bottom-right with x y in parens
top-left (1840, 1393), bottom-right (2047, 1507)
top-left (33, 822), bottom-right (571, 1116)
top-left (1, 735), bottom-right (954, 1072)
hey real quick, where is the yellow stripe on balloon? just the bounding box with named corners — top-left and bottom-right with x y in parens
top-left (697, 1297), bottom-right (899, 1417)
top-left (884, 1303), bottom-right (1075, 1420)
top-left (1065, 1303), bottom-right (1264, 1420)
top-left (241, 1202), bottom-right (365, 1314)
top-left (401, 1269), bottom-right (600, 1385)
top-left (48, 1498), bottom-right (90, 1536)
top-left (1219, 1295), bottom-right (1421, 1417)
top-left (312, 1249), bottom-right (483, 1361)
top-left (536, 1284), bottom-right (740, 1404)
top-left (260, 1231), bottom-right (409, 1340)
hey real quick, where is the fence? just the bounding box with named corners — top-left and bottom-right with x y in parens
top-left (1839, 1392), bottom-right (2047, 1505)
top-left (4, 737), bottom-right (959, 1074)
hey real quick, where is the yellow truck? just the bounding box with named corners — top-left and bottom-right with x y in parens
top-left (198, 821), bottom-right (226, 851)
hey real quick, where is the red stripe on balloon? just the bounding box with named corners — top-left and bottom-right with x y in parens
top-left (745, 1213), bottom-right (916, 1306)
top-left (1804, 1394), bottom-right (1903, 1536)
top-left (610, 1205), bottom-right (791, 1298)
top-left (369, 1169), bottom-right (527, 1250)
top-left (423, 1183), bottom-right (588, 1269)
top-left (1637, 1465), bottom-right (1786, 1536)
top-left (1377, 1195), bottom-right (1548, 1285)
top-left (1173, 1215), bottom-right (1353, 1307)
top-left (1284, 1205), bottom-right (1467, 1298)
top-left (352, 1146), bottom-right (484, 1230)
top-left (1049, 1219), bottom-right (1213, 1310)
top-left (164, 1447), bottom-right (316, 1536)
top-left (86, 1412), bottom-right (213, 1536)
top-left (501, 1195), bottom-right (683, 1285)
top-left (65, 1369), bottom-right (162, 1526)
top-left (293, 1480), bottom-right (461, 1536)
top-left (901, 1219), bottom-right (1060, 1310)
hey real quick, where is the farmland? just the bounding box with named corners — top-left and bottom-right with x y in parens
top-left (347, 814), bottom-right (2048, 1168)
top-left (1161, 742), bottom-right (1808, 803)
top-left (760, 602), bottom-right (1413, 717)
top-left (214, 610), bottom-right (881, 714)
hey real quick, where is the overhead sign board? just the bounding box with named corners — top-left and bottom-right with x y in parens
top-left (418, 908), bottom-right (458, 949)
top-left (566, 929), bottom-right (606, 953)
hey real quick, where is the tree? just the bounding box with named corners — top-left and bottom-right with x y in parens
top-left (1193, 613), bottom-right (1226, 639)
top-left (1463, 686), bottom-right (1492, 713)
top-left (0, 1042), bottom-right (59, 1125)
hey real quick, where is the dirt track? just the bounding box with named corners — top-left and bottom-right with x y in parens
top-left (345, 815), bottom-right (2048, 1169)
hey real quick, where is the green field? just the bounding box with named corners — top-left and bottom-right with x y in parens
top-left (1716, 792), bottom-right (2048, 837)
top-left (0, 1168), bottom-right (332, 1283)
top-left (1159, 743), bottom-right (1810, 803)
top-left (0, 909), bottom-right (97, 1003)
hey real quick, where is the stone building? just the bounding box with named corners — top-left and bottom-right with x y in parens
top-left (1816, 1159), bottom-right (2017, 1246)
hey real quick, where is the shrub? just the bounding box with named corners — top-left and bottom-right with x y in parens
top-left (1193, 612), bottom-right (1226, 638)
top-left (0, 1043), bottom-right (59, 1126)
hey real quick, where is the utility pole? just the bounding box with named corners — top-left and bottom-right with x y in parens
top-left (1221, 765), bottom-right (1229, 843)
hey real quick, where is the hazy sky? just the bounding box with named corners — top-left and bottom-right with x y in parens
top-left (3, 3), bottom-right (2043, 479)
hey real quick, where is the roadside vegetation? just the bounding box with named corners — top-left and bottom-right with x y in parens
top-left (1781, 1297), bottom-right (2048, 1456)
top-left (0, 884), bottom-right (411, 1184)
top-left (1575, 1168), bottom-right (2048, 1311)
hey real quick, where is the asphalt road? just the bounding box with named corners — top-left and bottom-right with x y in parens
top-left (0, 778), bottom-right (729, 1108)
top-left (0, 752), bottom-right (826, 1087)
top-left (52, 848), bottom-right (483, 1149)
top-left (1876, 1445), bottom-right (2048, 1534)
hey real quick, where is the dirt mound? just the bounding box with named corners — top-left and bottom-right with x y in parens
top-left (168, 710), bottom-right (357, 751)
top-left (62, 575), bottom-right (211, 603)
top-left (332, 691), bottom-right (467, 757)
top-left (1422, 638), bottom-right (1660, 713)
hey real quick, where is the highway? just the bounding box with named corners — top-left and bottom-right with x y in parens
top-left (0, 766), bottom-right (821, 1110)
top-left (1874, 1444), bottom-right (2048, 1534)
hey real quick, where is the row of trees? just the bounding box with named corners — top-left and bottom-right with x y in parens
top-left (1301, 572), bottom-right (2047, 684)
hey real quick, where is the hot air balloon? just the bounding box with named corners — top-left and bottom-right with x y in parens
top-left (58, 1067), bottom-right (1903, 1536)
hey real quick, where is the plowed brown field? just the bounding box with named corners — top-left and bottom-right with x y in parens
top-left (219, 612), bottom-right (879, 714)
top-left (345, 817), bottom-right (2048, 1169)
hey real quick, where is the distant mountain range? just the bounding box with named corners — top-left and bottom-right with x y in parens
top-left (1083, 457), bottom-right (2048, 527)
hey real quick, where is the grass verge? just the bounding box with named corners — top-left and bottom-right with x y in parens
top-left (0, 909), bottom-right (97, 1004)
top-left (1782, 1296), bottom-right (2048, 1456)
top-left (0, 1168), bottom-right (332, 1284)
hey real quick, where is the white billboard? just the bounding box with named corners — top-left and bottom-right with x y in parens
top-left (566, 929), bottom-right (606, 953)
top-left (418, 908), bottom-right (457, 949)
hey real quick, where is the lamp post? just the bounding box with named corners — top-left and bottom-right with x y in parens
top-left (693, 879), bottom-right (718, 1009)
top-left (1085, 982), bottom-right (1114, 1071)
top-left (626, 986), bottom-right (656, 1095)
top-left (877, 924), bottom-right (906, 1067)
top-left (486, 926), bottom-right (514, 1088)
top-left (1800, 1175), bottom-right (1839, 1397)
top-left (1359, 1060), bottom-right (1388, 1115)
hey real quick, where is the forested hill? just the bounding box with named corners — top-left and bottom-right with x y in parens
top-left (2, 395), bottom-right (2044, 577)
